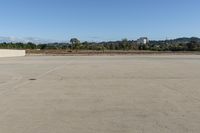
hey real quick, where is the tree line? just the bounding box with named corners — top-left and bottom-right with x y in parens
top-left (0, 37), bottom-right (200, 51)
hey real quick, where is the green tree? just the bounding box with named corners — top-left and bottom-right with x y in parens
top-left (187, 41), bottom-right (199, 51)
top-left (70, 38), bottom-right (81, 52)
top-left (26, 42), bottom-right (37, 49)
top-left (119, 38), bottom-right (128, 50)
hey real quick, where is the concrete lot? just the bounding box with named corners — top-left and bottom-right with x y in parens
top-left (0, 55), bottom-right (200, 133)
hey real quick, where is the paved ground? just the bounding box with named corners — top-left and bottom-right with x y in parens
top-left (0, 55), bottom-right (200, 133)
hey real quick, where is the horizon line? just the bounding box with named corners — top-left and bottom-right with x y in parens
top-left (0, 36), bottom-right (199, 44)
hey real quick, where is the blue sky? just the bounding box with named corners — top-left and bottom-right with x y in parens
top-left (0, 0), bottom-right (200, 42)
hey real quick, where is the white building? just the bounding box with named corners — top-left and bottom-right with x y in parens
top-left (137, 37), bottom-right (149, 45)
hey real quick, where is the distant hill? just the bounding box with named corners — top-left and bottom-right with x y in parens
top-left (169, 37), bottom-right (200, 44)
top-left (0, 36), bottom-right (55, 44)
